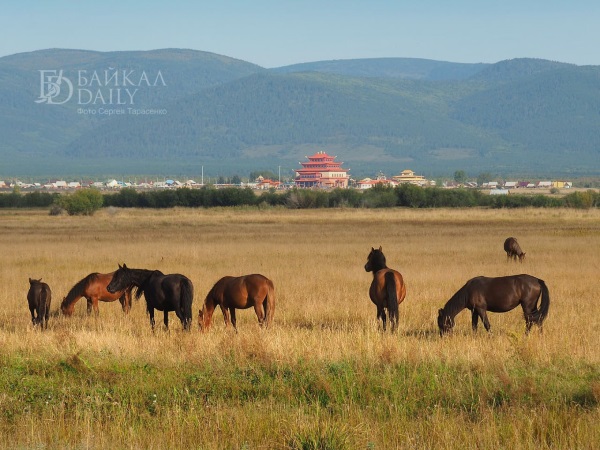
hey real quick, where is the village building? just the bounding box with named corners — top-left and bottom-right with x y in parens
top-left (357, 171), bottom-right (398, 189)
top-left (391, 169), bottom-right (429, 186)
top-left (255, 176), bottom-right (281, 190)
top-left (295, 151), bottom-right (350, 188)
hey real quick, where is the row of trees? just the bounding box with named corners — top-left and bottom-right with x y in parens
top-left (1, 185), bottom-right (598, 215)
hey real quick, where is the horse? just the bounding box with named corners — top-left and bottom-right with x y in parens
top-left (60, 272), bottom-right (133, 316)
top-left (27, 278), bottom-right (52, 329)
top-left (437, 274), bottom-right (550, 336)
top-left (198, 274), bottom-right (275, 332)
top-left (364, 246), bottom-right (407, 332)
top-left (107, 264), bottom-right (194, 331)
top-left (504, 237), bottom-right (526, 262)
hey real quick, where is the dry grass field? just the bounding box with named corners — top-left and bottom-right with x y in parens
top-left (0, 206), bottom-right (599, 449)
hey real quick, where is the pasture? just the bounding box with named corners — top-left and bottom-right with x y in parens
top-left (0, 206), bottom-right (599, 449)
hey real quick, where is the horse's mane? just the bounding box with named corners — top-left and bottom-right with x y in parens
top-left (442, 282), bottom-right (470, 319)
top-left (62, 273), bottom-right (99, 306)
top-left (129, 269), bottom-right (161, 301)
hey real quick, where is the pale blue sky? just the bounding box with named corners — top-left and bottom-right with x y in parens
top-left (1, 1), bottom-right (599, 67)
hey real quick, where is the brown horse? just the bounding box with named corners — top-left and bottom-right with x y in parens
top-left (198, 274), bottom-right (275, 332)
top-left (504, 237), bottom-right (526, 262)
top-left (438, 274), bottom-right (550, 336)
top-left (27, 278), bottom-right (52, 329)
top-left (60, 272), bottom-right (133, 316)
top-left (364, 246), bottom-right (407, 332)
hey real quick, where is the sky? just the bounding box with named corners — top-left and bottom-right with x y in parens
top-left (1, 0), bottom-right (599, 67)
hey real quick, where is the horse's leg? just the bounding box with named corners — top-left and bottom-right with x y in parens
top-left (377, 307), bottom-right (387, 331)
top-left (221, 306), bottom-right (231, 328)
top-left (477, 309), bottom-right (491, 332)
top-left (148, 308), bottom-right (156, 330)
top-left (30, 306), bottom-right (36, 326)
top-left (86, 297), bottom-right (93, 315)
top-left (92, 298), bottom-right (100, 316)
top-left (471, 310), bottom-right (479, 332)
top-left (163, 311), bottom-right (169, 330)
top-left (230, 308), bottom-right (238, 332)
top-left (254, 302), bottom-right (266, 327)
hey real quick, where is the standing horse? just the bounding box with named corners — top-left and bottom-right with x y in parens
top-left (60, 272), bottom-right (133, 316)
top-left (364, 246), bottom-right (407, 332)
top-left (27, 278), bottom-right (51, 329)
top-left (504, 237), bottom-right (526, 262)
top-left (198, 274), bottom-right (275, 332)
top-left (107, 264), bottom-right (194, 331)
top-left (437, 274), bottom-right (550, 336)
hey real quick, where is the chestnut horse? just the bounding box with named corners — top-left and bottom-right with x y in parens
top-left (60, 272), bottom-right (133, 316)
top-left (364, 247), bottom-right (407, 332)
top-left (198, 274), bottom-right (275, 332)
top-left (107, 264), bottom-right (194, 331)
top-left (438, 274), bottom-right (550, 336)
top-left (27, 278), bottom-right (52, 329)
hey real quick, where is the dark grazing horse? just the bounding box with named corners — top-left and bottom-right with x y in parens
top-left (364, 246), bottom-right (407, 332)
top-left (107, 264), bottom-right (194, 330)
top-left (504, 237), bottom-right (526, 262)
top-left (60, 272), bottom-right (133, 316)
top-left (437, 274), bottom-right (550, 336)
top-left (27, 278), bottom-right (52, 329)
top-left (198, 274), bottom-right (275, 332)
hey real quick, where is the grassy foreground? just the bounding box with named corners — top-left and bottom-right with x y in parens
top-left (0, 207), bottom-right (599, 449)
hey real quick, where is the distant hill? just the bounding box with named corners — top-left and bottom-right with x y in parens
top-left (1, 49), bottom-right (599, 177)
top-left (273, 57), bottom-right (488, 80)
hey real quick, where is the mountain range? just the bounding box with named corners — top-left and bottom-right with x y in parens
top-left (1, 48), bottom-right (599, 178)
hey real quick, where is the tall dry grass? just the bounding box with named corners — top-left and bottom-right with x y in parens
top-left (0, 207), bottom-right (599, 449)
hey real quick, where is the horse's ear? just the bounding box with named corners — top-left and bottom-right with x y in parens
top-left (118, 263), bottom-right (122, 269)
top-left (29, 278), bottom-right (33, 283)
top-left (371, 247), bottom-right (375, 251)
top-left (123, 263), bottom-right (128, 269)
top-left (378, 245), bottom-right (382, 251)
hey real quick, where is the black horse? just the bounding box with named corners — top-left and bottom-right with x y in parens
top-left (107, 264), bottom-right (193, 330)
top-left (438, 274), bottom-right (549, 336)
top-left (27, 278), bottom-right (52, 329)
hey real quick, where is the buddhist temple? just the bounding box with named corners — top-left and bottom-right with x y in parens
top-left (294, 151), bottom-right (350, 188)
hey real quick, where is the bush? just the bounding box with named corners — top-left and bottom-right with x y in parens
top-left (55, 189), bottom-right (103, 216)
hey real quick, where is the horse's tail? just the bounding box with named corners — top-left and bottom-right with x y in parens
top-left (531, 279), bottom-right (550, 325)
top-left (385, 271), bottom-right (399, 332)
top-left (180, 278), bottom-right (194, 330)
top-left (264, 279), bottom-right (276, 328)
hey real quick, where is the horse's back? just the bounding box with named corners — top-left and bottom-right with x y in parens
top-left (370, 268), bottom-right (406, 305)
top-left (220, 274), bottom-right (272, 308)
top-left (469, 274), bottom-right (540, 311)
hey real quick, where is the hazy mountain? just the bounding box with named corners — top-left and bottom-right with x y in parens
top-left (273, 57), bottom-right (488, 80)
top-left (1, 49), bottom-right (599, 177)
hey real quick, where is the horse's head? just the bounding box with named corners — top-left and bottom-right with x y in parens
top-left (197, 307), bottom-right (212, 332)
top-left (437, 309), bottom-right (454, 336)
top-left (518, 252), bottom-right (526, 262)
top-left (29, 278), bottom-right (42, 285)
top-left (60, 296), bottom-right (74, 316)
top-left (107, 264), bottom-right (130, 294)
top-left (365, 246), bottom-right (386, 273)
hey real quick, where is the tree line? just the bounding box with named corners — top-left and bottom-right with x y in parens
top-left (1, 185), bottom-right (598, 214)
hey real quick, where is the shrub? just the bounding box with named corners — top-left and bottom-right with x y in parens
top-left (55, 189), bottom-right (103, 216)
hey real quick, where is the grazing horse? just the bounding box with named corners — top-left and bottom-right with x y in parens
top-left (198, 274), bottom-right (275, 332)
top-left (27, 278), bottom-right (51, 329)
top-left (107, 264), bottom-right (194, 330)
top-left (504, 237), bottom-right (526, 262)
top-left (437, 274), bottom-right (550, 336)
top-left (60, 272), bottom-right (133, 316)
top-left (364, 246), bottom-right (407, 332)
